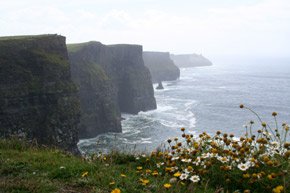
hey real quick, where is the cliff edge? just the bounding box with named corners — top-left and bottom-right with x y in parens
top-left (68, 42), bottom-right (156, 139)
top-left (0, 34), bottom-right (80, 154)
top-left (143, 51), bottom-right (180, 83)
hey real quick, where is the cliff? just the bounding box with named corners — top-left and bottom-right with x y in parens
top-left (68, 42), bottom-right (156, 139)
top-left (68, 42), bottom-right (121, 139)
top-left (170, 53), bottom-right (212, 68)
top-left (0, 34), bottom-right (80, 154)
top-left (143, 51), bottom-right (180, 83)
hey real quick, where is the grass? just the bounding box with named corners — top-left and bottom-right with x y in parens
top-left (1, 106), bottom-right (289, 193)
top-left (67, 41), bottom-right (100, 53)
top-left (0, 34), bottom-right (59, 41)
top-left (0, 138), bottom-right (214, 193)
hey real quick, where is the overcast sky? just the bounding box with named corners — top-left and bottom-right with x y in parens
top-left (1, 0), bottom-right (290, 58)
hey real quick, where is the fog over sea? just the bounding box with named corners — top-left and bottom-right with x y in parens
top-left (78, 58), bottom-right (290, 154)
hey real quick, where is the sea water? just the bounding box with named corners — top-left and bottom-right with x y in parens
top-left (78, 59), bottom-right (290, 154)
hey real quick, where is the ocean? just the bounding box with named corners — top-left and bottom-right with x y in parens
top-left (78, 59), bottom-right (290, 154)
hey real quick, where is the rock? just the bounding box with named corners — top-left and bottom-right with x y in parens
top-left (143, 51), bottom-right (180, 83)
top-left (156, 81), bottom-right (164, 90)
top-left (68, 41), bottom-right (156, 139)
top-left (68, 42), bottom-right (121, 139)
top-left (170, 53), bottom-right (212, 68)
top-left (0, 34), bottom-right (80, 154)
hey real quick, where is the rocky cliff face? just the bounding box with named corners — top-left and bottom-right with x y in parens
top-left (0, 35), bottom-right (80, 154)
top-left (109, 45), bottom-right (156, 114)
top-left (143, 52), bottom-right (180, 83)
top-left (170, 54), bottom-right (212, 68)
top-left (68, 42), bottom-right (156, 139)
top-left (68, 42), bottom-right (122, 139)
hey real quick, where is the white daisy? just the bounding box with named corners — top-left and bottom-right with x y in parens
top-left (179, 173), bottom-right (188, 180)
top-left (189, 175), bottom-right (200, 183)
top-left (237, 163), bottom-right (250, 171)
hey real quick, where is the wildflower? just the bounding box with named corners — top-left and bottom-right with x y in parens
top-left (140, 179), bottom-right (149, 186)
top-left (111, 188), bottom-right (121, 193)
top-left (181, 158), bottom-right (192, 162)
top-left (240, 104), bottom-right (244, 108)
top-left (59, 166), bottom-right (65, 169)
top-left (284, 142), bottom-right (290, 148)
top-left (145, 169), bottom-right (151, 174)
top-left (272, 185), bottom-right (284, 193)
top-left (120, 174), bottom-right (126, 177)
top-left (243, 173), bottom-right (250, 179)
top-left (109, 181), bottom-right (115, 185)
top-left (187, 166), bottom-right (193, 171)
top-left (171, 156), bottom-right (179, 161)
top-left (152, 170), bottom-right (159, 176)
top-left (165, 167), bottom-right (173, 172)
top-left (169, 177), bottom-right (177, 183)
top-left (81, 171), bottom-right (88, 177)
top-left (193, 157), bottom-right (201, 166)
top-left (181, 127), bottom-right (185, 131)
top-left (217, 156), bottom-right (229, 163)
top-left (173, 171), bottom-right (181, 177)
top-left (180, 173), bottom-right (188, 180)
top-left (272, 112), bottom-right (277, 116)
top-left (267, 174), bottom-right (274, 180)
top-left (285, 151), bottom-right (290, 158)
top-left (137, 166), bottom-right (142, 170)
top-left (189, 175), bottom-right (200, 183)
top-left (164, 183), bottom-right (172, 189)
top-left (237, 163), bottom-right (250, 171)
top-left (156, 162), bottom-right (164, 168)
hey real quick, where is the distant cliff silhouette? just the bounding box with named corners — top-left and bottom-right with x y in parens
top-left (170, 53), bottom-right (212, 67)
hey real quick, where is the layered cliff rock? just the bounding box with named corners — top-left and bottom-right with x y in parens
top-left (0, 34), bottom-right (80, 154)
top-left (68, 42), bottom-right (156, 138)
top-left (68, 42), bottom-right (121, 138)
top-left (170, 54), bottom-right (212, 68)
top-left (143, 52), bottom-right (180, 83)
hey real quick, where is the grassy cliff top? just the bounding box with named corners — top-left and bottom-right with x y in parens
top-left (67, 41), bottom-right (102, 53)
top-left (0, 34), bottom-right (61, 41)
top-left (0, 138), bottom-right (213, 193)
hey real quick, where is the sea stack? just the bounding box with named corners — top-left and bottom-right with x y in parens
top-left (156, 81), bottom-right (164, 90)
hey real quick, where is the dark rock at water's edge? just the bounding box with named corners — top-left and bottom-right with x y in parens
top-left (68, 41), bottom-right (156, 139)
top-left (170, 53), bottom-right (212, 68)
top-left (0, 34), bottom-right (80, 154)
top-left (143, 51), bottom-right (180, 83)
top-left (156, 81), bottom-right (164, 90)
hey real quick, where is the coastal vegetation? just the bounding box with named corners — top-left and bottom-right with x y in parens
top-left (1, 106), bottom-right (289, 193)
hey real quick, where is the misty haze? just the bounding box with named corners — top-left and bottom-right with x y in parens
top-left (1, 1), bottom-right (289, 192)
